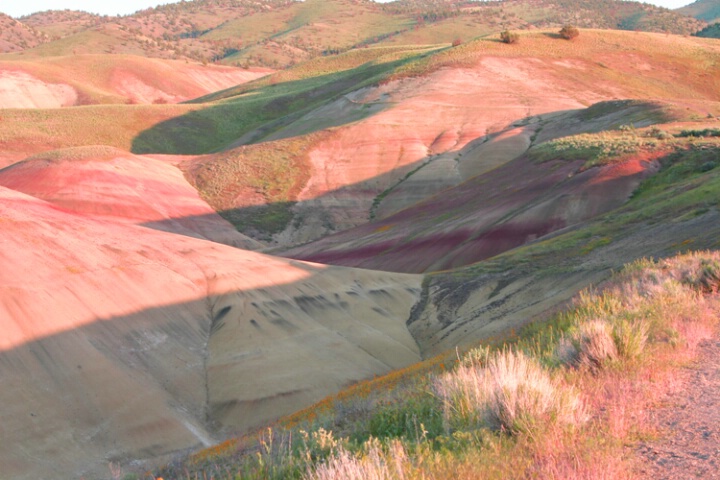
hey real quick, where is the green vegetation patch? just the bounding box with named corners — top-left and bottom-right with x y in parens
top-left (182, 133), bottom-right (324, 239)
top-left (528, 132), bottom-right (660, 169)
top-left (676, 128), bottom-right (720, 138)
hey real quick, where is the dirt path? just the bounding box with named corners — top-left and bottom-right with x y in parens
top-left (636, 336), bottom-right (720, 479)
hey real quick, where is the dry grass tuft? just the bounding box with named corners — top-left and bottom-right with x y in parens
top-left (306, 439), bottom-right (406, 480)
top-left (435, 350), bottom-right (587, 434)
top-left (566, 319), bottom-right (619, 370)
top-left (612, 318), bottom-right (650, 360)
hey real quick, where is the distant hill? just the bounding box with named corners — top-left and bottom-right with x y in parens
top-left (2, 0), bottom-right (707, 67)
top-left (20, 10), bottom-right (111, 39)
top-left (0, 54), bottom-right (271, 107)
top-left (679, 0), bottom-right (720, 23)
top-left (0, 13), bottom-right (49, 53)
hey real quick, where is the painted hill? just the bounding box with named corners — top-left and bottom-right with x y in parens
top-left (174, 30), bottom-right (720, 247)
top-left (0, 15), bottom-right (719, 480)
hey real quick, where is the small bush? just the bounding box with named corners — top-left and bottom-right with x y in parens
top-left (559, 25), bottom-right (580, 40)
top-left (500, 30), bottom-right (519, 44)
top-left (563, 320), bottom-right (618, 370)
top-left (648, 126), bottom-right (671, 140)
top-left (700, 161), bottom-right (718, 172)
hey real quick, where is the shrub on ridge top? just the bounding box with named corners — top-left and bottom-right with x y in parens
top-left (500, 30), bottom-right (519, 44)
top-left (559, 25), bottom-right (580, 40)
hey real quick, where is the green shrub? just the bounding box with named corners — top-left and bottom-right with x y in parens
top-left (612, 318), bottom-right (649, 360)
top-left (364, 395), bottom-right (443, 442)
top-left (676, 128), bottom-right (720, 138)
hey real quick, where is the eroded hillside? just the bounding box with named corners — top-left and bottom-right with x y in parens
top-left (0, 20), bottom-right (719, 480)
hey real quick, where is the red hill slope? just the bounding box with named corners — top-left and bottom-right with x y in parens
top-left (0, 148), bottom-right (422, 480)
top-left (0, 146), bottom-right (261, 249)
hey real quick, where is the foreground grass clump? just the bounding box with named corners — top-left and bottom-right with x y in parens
top-left (152, 251), bottom-right (719, 480)
top-left (434, 349), bottom-right (586, 434)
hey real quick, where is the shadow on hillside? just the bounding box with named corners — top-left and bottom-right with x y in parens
top-left (130, 58), bottom-right (412, 155)
top-left (0, 257), bottom-right (422, 480)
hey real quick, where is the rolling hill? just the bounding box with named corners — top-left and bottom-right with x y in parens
top-left (0, 147), bottom-right (422, 480)
top-left (2, 0), bottom-right (708, 67)
top-left (180, 30), bottom-right (720, 247)
top-left (0, 13), bottom-right (49, 53)
top-left (680, 0), bottom-right (720, 23)
top-left (0, 4), bottom-right (719, 479)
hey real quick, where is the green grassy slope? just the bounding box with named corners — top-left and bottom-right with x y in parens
top-left (0, 104), bottom-right (199, 156)
top-left (133, 46), bottom-right (438, 154)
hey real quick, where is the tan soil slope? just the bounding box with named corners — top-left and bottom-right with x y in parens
top-left (258, 31), bottom-right (720, 246)
top-left (0, 181), bottom-right (422, 479)
top-left (0, 55), bottom-right (271, 107)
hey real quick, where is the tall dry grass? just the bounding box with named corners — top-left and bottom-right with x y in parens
top-left (306, 439), bottom-right (407, 480)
